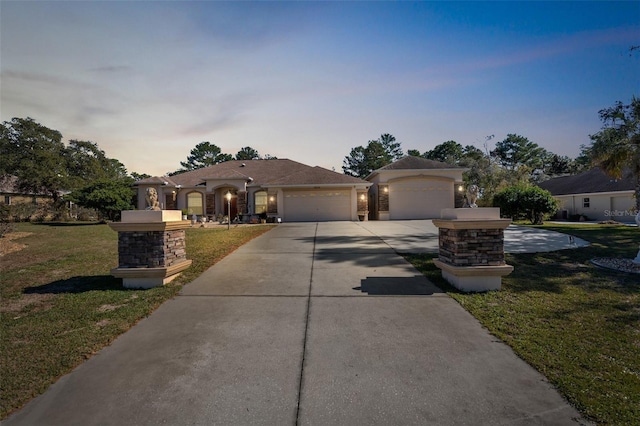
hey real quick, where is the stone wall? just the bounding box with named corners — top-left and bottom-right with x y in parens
top-left (438, 228), bottom-right (505, 266)
top-left (206, 193), bottom-right (215, 216)
top-left (268, 191), bottom-right (278, 214)
top-left (378, 185), bottom-right (389, 212)
top-left (117, 230), bottom-right (187, 268)
top-left (357, 191), bottom-right (368, 212)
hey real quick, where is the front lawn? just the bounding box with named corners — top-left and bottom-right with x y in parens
top-left (406, 224), bottom-right (640, 426)
top-left (0, 222), bottom-right (274, 420)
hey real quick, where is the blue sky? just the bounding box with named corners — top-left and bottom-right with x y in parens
top-left (1, 1), bottom-right (638, 176)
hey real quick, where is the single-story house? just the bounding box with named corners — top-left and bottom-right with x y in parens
top-left (135, 159), bottom-right (371, 222)
top-left (134, 157), bottom-right (466, 222)
top-left (0, 175), bottom-right (59, 220)
top-left (366, 156), bottom-right (466, 220)
top-left (538, 168), bottom-right (636, 222)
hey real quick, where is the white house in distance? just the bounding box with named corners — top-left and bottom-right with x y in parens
top-left (538, 168), bottom-right (636, 222)
top-left (133, 156), bottom-right (466, 222)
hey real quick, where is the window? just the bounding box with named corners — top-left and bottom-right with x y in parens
top-left (186, 192), bottom-right (203, 215)
top-left (254, 191), bottom-right (267, 214)
top-left (4, 195), bottom-right (10, 205)
top-left (583, 197), bottom-right (590, 208)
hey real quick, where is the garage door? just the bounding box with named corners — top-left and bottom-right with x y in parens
top-left (389, 178), bottom-right (452, 220)
top-left (612, 196), bottom-right (635, 220)
top-left (283, 190), bottom-right (351, 222)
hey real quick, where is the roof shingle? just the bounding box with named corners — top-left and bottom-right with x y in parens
top-left (538, 168), bottom-right (635, 196)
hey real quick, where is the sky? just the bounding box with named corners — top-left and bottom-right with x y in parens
top-left (1, 1), bottom-right (639, 177)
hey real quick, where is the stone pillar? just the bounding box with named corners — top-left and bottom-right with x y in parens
top-left (109, 210), bottom-right (192, 289)
top-left (378, 184), bottom-right (389, 220)
top-left (357, 190), bottom-right (368, 221)
top-left (432, 208), bottom-right (513, 292)
top-left (237, 191), bottom-right (247, 215)
top-left (206, 193), bottom-right (215, 216)
top-left (268, 191), bottom-right (278, 215)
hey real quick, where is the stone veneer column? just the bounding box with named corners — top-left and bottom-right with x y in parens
top-left (432, 208), bottom-right (513, 292)
top-left (237, 191), bottom-right (247, 215)
top-left (357, 190), bottom-right (368, 221)
top-left (109, 210), bottom-right (192, 289)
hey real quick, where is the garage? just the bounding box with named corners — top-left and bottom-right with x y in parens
top-left (283, 189), bottom-right (351, 222)
top-left (389, 177), bottom-right (453, 220)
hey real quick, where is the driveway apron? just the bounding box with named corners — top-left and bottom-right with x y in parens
top-left (5, 222), bottom-right (587, 425)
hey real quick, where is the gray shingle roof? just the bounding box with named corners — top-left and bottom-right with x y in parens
top-left (538, 168), bottom-right (635, 196)
top-left (138, 159), bottom-right (368, 188)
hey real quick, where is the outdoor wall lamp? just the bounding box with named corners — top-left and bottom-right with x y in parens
top-left (383, 187), bottom-right (388, 193)
top-left (360, 194), bottom-right (366, 201)
top-left (225, 191), bottom-right (232, 230)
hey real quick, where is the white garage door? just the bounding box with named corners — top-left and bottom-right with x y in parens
top-left (389, 178), bottom-right (453, 220)
top-left (612, 196), bottom-right (635, 220)
top-left (283, 190), bottom-right (351, 222)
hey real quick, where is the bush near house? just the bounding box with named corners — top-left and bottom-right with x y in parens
top-left (494, 184), bottom-right (558, 224)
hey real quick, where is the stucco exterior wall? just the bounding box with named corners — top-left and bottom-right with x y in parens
top-left (556, 191), bottom-right (635, 221)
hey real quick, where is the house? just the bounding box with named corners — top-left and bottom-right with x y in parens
top-left (135, 157), bottom-right (468, 222)
top-left (0, 175), bottom-right (56, 220)
top-left (134, 159), bottom-right (371, 222)
top-left (366, 156), bottom-right (466, 220)
top-left (537, 168), bottom-right (636, 222)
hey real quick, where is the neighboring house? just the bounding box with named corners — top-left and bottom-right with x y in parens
top-left (0, 175), bottom-right (57, 220)
top-left (134, 159), bottom-right (371, 222)
top-left (366, 156), bottom-right (466, 220)
top-left (0, 175), bottom-right (52, 207)
top-left (538, 168), bottom-right (636, 222)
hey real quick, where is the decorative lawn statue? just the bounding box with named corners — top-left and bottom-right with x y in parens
top-left (145, 188), bottom-right (161, 211)
top-left (465, 184), bottom-right (479, 208)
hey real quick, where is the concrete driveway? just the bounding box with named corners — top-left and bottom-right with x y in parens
top-left (5, 222), bottom-right (589, 425)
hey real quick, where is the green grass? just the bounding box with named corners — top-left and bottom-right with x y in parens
top-left (406, 224), bottom-right (640, 426)
top-left (0, 222), bottom-right (274, 419)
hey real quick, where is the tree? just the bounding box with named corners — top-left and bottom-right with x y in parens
top-left (130, 172), bottom-right (151, 181)
top-left (68, 178), bottom-right (134, 221)
top-left (65, 140), bottom-right (128, 190)
top-left (588, 97), bottom-right (640, 211)
top-left (492, 134), bottom-right (547, 172)
top-left (494, 185), bottom-right (558, 225)
top-left (0, 117), bottom-right (68, 201)
top-left (179, 142), bottom-right (232, 172)
top-left (425, 140), bottom-right (464, 164)
top-left (407, 149), bottom-right (422, 157)
top-left (342, 134), bottom-right (404, 177)
top-left (235, 146), bottom-right (261, 160)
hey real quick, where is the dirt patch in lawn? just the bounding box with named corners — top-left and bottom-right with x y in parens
top-left (0, 232), bottom-right (32, 256)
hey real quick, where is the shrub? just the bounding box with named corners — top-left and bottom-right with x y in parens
top-left (494, 185), bottom-right (558, 224)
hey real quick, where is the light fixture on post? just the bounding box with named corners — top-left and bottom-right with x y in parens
top-left (226, 191), bottom-right (231, 230)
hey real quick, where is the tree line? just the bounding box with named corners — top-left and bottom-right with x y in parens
top-left (1, 96), bottom-right (637, 222)
top-left (0, 118), bottom-right (270, 221)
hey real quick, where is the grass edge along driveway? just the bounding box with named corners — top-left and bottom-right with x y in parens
top-left (406, 223), bottom-right (639, 426)
top-left (0, 223), bottom-right (274, 420)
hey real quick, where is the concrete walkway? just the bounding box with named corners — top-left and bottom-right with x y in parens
top-left (5, 222), bottom-right (590, 425)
